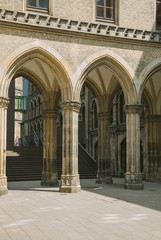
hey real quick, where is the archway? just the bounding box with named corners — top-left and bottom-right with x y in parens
top-left (75, 50), bottom-right (136, 185)
top-left (0, 42), bottom-right (73, 196)
top-left (138, 60), bottom-right (161, 182)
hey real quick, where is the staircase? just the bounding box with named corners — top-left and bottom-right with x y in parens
top-left (6, 145), bottom-right (97, 181)
top-left (6, 147), bottom-right (43, 181)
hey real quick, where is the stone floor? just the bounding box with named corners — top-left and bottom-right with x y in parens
top-left (0, 178), bottom-right (161, 240)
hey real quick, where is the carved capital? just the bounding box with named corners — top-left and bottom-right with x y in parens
top-left (43, 110), bottom-right (57, 119)
top-left (97, 112), bottom-right (111, 121)
top-left (0, 97), bottom-right (9, 109)
top-left (61, 101), bottom-right (81, 113)
top-left (124, 105), bottom-right (142, 115)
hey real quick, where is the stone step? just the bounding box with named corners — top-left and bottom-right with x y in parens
top-left (6, 146), bottom-right (96, 181)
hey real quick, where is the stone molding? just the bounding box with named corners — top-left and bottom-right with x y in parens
top-left (43, 110), bottom-right (57, 119)
top-left (0, 8), bottom-right (161, 44)
top-left (0, 97), bottom-right (9, 108)
top-left (97, 112), bottom-right (111, 121)
top-left (124, 104), bottom-right (142, 115)
top-left (61, 101), bottom-right (81, 113)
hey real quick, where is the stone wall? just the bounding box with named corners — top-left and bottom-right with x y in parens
top-left (0, 0), bottom-right (23, 11)
top-left (0, 0), bottom-right (156, 31)
top-left (120, 0), bottom-right (155, 31)
top-left (0, 25), bottom-right (160, 79)
top-left (53, 0), bottom-right (94, 22)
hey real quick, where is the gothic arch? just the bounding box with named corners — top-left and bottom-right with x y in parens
top-left (0, 40), bottom-right (73, 102)
top-left (73, 49), bottom-right (137, 109)
top-left (138, 57), bottom-right (161, 104)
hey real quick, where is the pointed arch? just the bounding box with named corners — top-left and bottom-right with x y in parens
top-left (138, 57), bottom-right (161, 104)
top-left (0, 40), bottom-right (73, 101)
top-left (73, 49), bottom-right (137, 105)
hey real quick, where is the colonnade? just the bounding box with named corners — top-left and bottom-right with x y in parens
top-left (0, 96), bottom-right (147, 195)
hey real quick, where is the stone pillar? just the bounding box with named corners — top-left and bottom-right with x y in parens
top-left (124, 105), bottom-right (143, 190)
top-left (96, 112), bottom-right (112, 184)
top-left (0, 98), bottom-right (9, 196)
top-left (41, 110), bottom-right (58, 186)
top-left (59, 101), bottom-right (81, 193)
top-left (145, 115), bottom-right (161, 181)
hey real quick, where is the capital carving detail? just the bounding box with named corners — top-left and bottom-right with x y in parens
top-left (61, 101), bottom-right (81, 113)
top-left (124, 105), bottom-right (142, 115)
top-left (0, 97), bottom-right (9, 109)
top-left (43, 110), bottom-right (57, 119)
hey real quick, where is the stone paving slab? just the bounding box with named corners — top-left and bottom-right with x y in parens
top-left (0, 178), bottom-right (160, 240)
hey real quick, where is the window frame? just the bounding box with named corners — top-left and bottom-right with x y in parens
top-left (96, 0), bottom-right (118, 25)
top-left (26, 0), bottom-right (49, 14)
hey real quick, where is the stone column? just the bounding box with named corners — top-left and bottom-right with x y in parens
top-left (145, 115), bottom-right (161, 181)
top-left (124, 105), bottom-right (143, 190)
top-left (59, 101), bottom-right (81, 193)
top-left (41, 110), bottom-right (58, 186)
top-left (96, 112), bottom-right (112, 184)
top-left (0, 98), bottom-right (9, 196)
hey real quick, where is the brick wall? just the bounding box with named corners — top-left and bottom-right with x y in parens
top-left (120, 0), bottom-right (155, 31)
top-left (0, 0), bottom-right (156, 31)
top-left (0, 0), bottom-right (23, 11)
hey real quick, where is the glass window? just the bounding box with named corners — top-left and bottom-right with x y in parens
top-left (27, 0), bottom-right (48, 10)
top-left (96, 0), bottom-right (115, 22)
top-left (156, 0), bottom-right (161, 30)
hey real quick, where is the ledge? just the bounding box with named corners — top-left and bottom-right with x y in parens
top-left (0, 8), bottom-right (161, 44)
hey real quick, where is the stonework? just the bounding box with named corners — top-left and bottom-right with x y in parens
top-left (0, 0), bottom-right (161, 195)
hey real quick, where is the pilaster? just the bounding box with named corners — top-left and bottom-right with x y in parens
top-left (41, 110), bottom-right (58, 186)
top-left (96, 112), bottom-right (112, 184)
top-left (59, 101), bottom-right (81, 193)
top-left (123, 105), bottom-right (143, 190)
top-left (0, 97), bottom-right (9, 196)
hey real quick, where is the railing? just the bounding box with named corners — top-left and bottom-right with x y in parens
top-left (40, 129), bottom-right (43, 144)
top-left (33, 130), bottom-right (39, 147)
top-left (78, 142), bottom-right (97, 173)
top-left (22, 136), bottom-right (27, 146)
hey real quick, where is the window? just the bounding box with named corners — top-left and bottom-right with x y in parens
top-left (96, 0), bottom-right (115, 22)
top-left (156, 0), bottom-right (161, 30)
top-left (27, 0), bottom-right (48, 11)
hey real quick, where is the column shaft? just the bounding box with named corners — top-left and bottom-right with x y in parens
top-left (124, 105), bottom-right (143, 190)
top-left (60, 101), bottom-right (81, 193)
top-left (96, 112), bottom-right (112, 184)
top-left (0, 98), bottom-right (9, 196)
top-left (146, 115), bottom-right (161, 181)
top-left (41, 110), bottom-right (58, 186)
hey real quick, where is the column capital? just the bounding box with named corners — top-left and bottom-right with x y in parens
top-left (60, 101), bottom-right (81, 113)
top-left (124, 104), bottom-right (142, 115)
top-left (0, 97), bottom-right (9, 109)
top-left (43, 110), bottom-right (57, 119)
top-left (97, 112), bottom-right (111, 121)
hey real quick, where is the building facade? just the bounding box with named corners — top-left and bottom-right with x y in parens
top-left (1, 0), bottom-right (161, 195)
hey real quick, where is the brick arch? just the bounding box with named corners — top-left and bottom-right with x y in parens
top-left (73, 49), bottom-right (137, 107)
top-left (0, 40), bottom-right (73, 101)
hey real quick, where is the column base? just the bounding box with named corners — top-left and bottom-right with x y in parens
top-left (145, 169), bottom-right (161, 182)
top-left (96, 172), bottom-right (113, 184)
top-left (124, 172), bottom-right (144, 190)
top-left (41, 172), bottom-right (59, 187)
top-left (0, 176), bottom-right (8, 196)
top-left (59, 174), bottom-right (81, 193)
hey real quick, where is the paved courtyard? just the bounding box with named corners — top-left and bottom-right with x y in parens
top-left (0, 178), bottom-right (161, 240)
